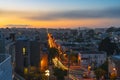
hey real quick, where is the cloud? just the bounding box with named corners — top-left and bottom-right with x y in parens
top-left (26, 7), bottom-right (120, 21)
top-left (1, 7), bottom-right (120, 21)
top-left (0, 9), bottom-right (35, 17)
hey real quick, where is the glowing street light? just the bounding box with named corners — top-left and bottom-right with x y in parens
top-left (88, 65), bottom-right (91, 76)
top-left (45, 69), bottom-right (50, 80)
top-left (88, 65), bottom-right (91, 71)
top-left (45, 69), bottom-right (50, 76)
top-left (113, 67), bottom-right (117, 76)
top-left (113, 67), bottom-right (116, 71)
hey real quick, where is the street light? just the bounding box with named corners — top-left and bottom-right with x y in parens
top-left (88, 65), bottom-right (91, 71)
top-left (113, 67), bottom-right (117, 76)
top-left (113, 67), bottom-right (116, 71)
top-left (88, 65), bottom-right (91, 76)
top-left (45, 69), bottom-right (50, 80)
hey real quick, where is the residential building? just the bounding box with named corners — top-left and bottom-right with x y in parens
top-left (0, 54), bottom-right (12, 80)
top-left (15, 37), bottom-right (41, 75)
top-left (15, 37), bottom-right (30, 75)
top-left (109, 55), bottom-right (120, 77)
top-left (79, 51), bottom-right (107, 68)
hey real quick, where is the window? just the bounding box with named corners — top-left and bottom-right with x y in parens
top-left (24, 68), bottom-right (28, 74)
top-left (23, 47), bottom-right (26, 55)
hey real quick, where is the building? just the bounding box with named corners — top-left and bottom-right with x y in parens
top-left (15, 38), bottom-right (30, 75)
top-left (9, 32), bottom-right (16, 41)
top-left (15, 37), bottom-right (41, 75)
top-left (79, 51), bottom-right (107, 68)
top-left (109, 55), bottom-right (120, 77)
top-left (0, 32), bottom-right (5, 53)
top-left (0, 54), bottom-right (12, 80)
top-left (30, 40), bottom-right (41, 71)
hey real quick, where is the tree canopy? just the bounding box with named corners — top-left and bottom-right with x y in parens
top-left (98, 37), bottom-right (118, 56)
top-left (53, 67), bottom-right (67, 80)
top-left (48, 47), bottom-right (59, 64)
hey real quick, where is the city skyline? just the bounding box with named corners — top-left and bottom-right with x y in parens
top-left (0, 0), bottom-right (120, 28)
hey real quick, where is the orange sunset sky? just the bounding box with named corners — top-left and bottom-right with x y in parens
top-left (0, 0), bottom-right (120, 28)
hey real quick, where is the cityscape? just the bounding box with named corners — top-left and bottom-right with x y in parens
top-left (0, 0), bottom-right (120, 80)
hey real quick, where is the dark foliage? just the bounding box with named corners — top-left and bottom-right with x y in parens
top-left (48, 48), bottom-right (59, 64)
top-left (98, 37), bottom-right (118, 56)
top-left (53, 67), bottom-right (67, 80)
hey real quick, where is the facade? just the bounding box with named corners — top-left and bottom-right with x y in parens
top-left (15, 38), bottom-right (41, 74)
top-left (79, 51), bottom-right (107, 68)
top-left (109, 55), bottom-right (120, 77)
top-left (0, 32), bottom-right (5, 53)
top-left (15, 38), bottom-right (30, 75)
top-left (30, 40), bottom-right (41, 71)
top-left (0, 54), bottom-right (12, 80)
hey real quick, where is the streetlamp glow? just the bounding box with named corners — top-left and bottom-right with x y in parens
top-left (45, 69), bottom-right (50, 80)
top-left (88, 65), bottom-right (91, 71)
top-left (45, 72), bottom-right (50, 76)
top-left (45, 70), bottom-right (50, 76)
top-left (113, 68), bottom-right (116, 71)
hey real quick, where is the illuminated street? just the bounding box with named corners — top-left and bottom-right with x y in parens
top-left (47, 33), bottom-right (95, 80)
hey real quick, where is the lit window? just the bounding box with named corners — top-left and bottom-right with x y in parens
top-left (23, 47), bottom-right (26, 55)
top-left (24, 68), bottom-right (28, 74)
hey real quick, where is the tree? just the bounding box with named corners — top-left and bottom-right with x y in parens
top-left (48, 48), bottom-right (59, 64)
top-left (98, 37), bottom-right (118, 56)
top-left (70, 53), bottom-right (78, 64)
top-left (100, 61), bottom-right (108, 72)
top-left (94, 60), bottom-right (109, 79)
top-left (106, 27), bottom-right (116, 33)
top-left (94, 68), bottom-right (106, 80)
top-left (53, 67), bottom-right (67, 80)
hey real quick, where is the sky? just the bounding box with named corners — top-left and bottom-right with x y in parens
top-left (0, 0), bottom-right (120, 28)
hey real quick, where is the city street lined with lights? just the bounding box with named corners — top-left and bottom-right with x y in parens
top-left (47, 33), bottom-right (95, 80)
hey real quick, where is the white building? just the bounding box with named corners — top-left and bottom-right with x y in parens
top-left (79, 51), bottom-right (107, 68)
top-left (0, 54), bottom-right (12, 80)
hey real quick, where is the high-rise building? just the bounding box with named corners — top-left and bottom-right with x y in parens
top-left (15, 38), bottom-right (30, 75)
top-left (15, 37), bottom-right (41, 75)
top-left (0, 54), bottom-right (12, 80)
